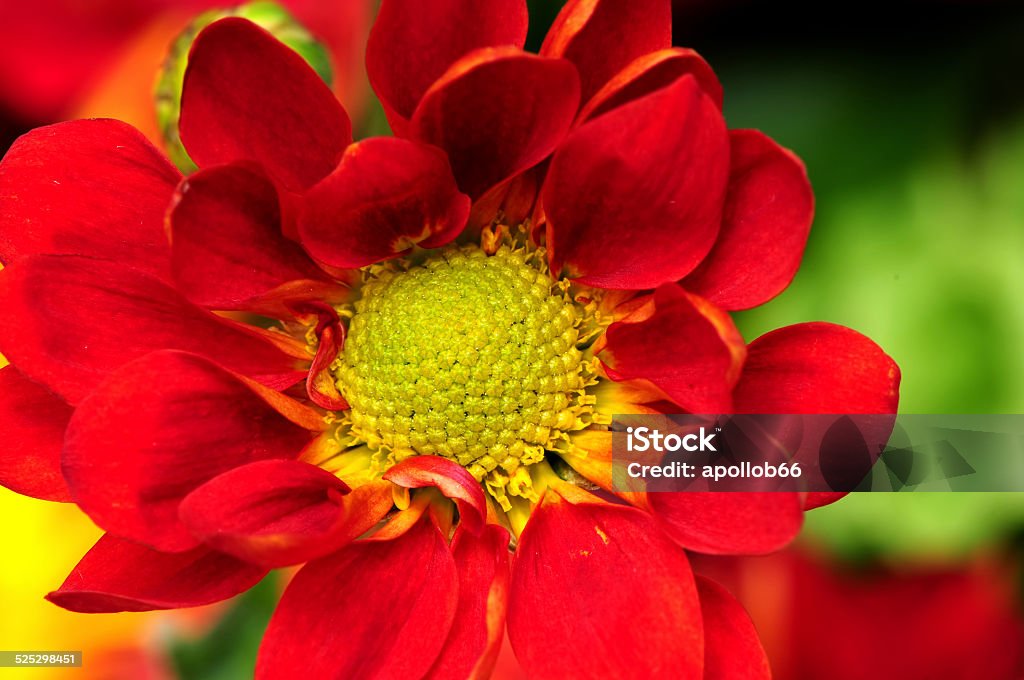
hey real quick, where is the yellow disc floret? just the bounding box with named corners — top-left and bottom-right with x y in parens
top-left (333, 245), bottom-right (592, 508)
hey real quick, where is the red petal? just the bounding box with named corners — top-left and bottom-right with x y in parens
top-left (508, 491), bottom-right (703, 679)
top-left (600, 284), bottom-right (745, 413)
top-left (544, 75), bottom-right (729, 289)
top-left (648, 492), bottom-right (804, 555)
top-left (179, 459), bottom-right (395, 568)
top-left (383, 455), bottom-right (487, 535)
top-left (734, 323), bottom-right (900, 510)
top-left (697, 576), bottom-right (771, 680)
top-left (47, 533), bottom-right (266, 613)
top-left (0, 365), bottom-right (72, 502)
top-left (303, 305), bottom-right (349, 410)
top-left (683, 130), bottom-right (814, 310)
top-left (169, 163), bottom-right (342, 314)
top-left (366, 0), bottom-right (528, 128)
top-left (0, 255), bottom-right (306, 404)
top-left (427, 525), bottom-right (511, 680)
top-left (63, 350), bottom-right (321, 552)
top-left (541, 0), bottom-right (671, 106)
top-left (735, 323), bottom-right (900, 414)
top-left (0, 119), bottom-right (178, 281)
top-left (411, 48), bottom-right (580, 199)
top-left (179, 18), bottom-right (351, 191)
top-left (578, 47), bottom-right (723, 123)
top-left (298, 137), bottom-right (470, 268)
top-left (256, 516), bottom-right (458, 679)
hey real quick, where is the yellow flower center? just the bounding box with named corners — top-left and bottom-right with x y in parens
top-left (333, 245), bottom-right (593, 507)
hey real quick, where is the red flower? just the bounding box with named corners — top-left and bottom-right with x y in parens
top-left (694, 549), bottom-right (1024, 680)
top-left (0, 0), bottom-right (373, 124)
top-left (0, 1), bottom-right (900, 678)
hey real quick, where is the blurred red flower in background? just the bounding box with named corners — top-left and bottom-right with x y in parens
top-left (0, 0), bottom-right (373, 146)
top-left (694, 548), bottom-right (1024, 679)
top-left (0, 0), bottom-right (901, 677)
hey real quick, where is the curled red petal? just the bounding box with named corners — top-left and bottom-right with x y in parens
top-left (367, 0), bottom-right (528, 128)
top-left (411, 48), bottom-right (580, 199)
top-left (0, 255), bottom-right (306, 404)
top-left (600, 284), bottom-right (745, 413)
top-left (169, 163), bottom-right (342, 314)
top-left (179, 18), bottom-right (351, 191)
top-left (256, 516), bottom-right (458, 679)
top-left (298, 137), bottom-right (470, 269)
top-left (0, 365), bottom-right (72, 502)
top-left (427, 524), bottom-right (511, 680)
top-left (578, 47), bottom-right (723, 123)
top-left (734, 323), bottom-right (900, 510)
top-left (648, 492), bottom-right (804, 555)
top-left (63, 350), bottom-right (321, 553)
top-left (47, 533), bottom-right (266, 613)
top-left (0, 119), bottom-right (178, 281)
top-left (383, 455), bottom-right (487, 535)
top-left (178, 459), bottom-right (386, 568)
top-left (684, 129), bottom-right (814, 310)
top-left (541, 0), bottom-right (671, 106)
top-left (301, 304), bottom-right (349, 410)
top-left (697, 576), bottom-right (772, 680)
top-left (544, 75), bottom-right (729, 289)
top-left (508, 492), bottom-right (703, 679)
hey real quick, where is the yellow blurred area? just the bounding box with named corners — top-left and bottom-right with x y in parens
top-left (0, 490), bottom-right (170, 679)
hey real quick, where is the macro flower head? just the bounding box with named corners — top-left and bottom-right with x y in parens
top-left (0, 0), bottom-right (901, 678)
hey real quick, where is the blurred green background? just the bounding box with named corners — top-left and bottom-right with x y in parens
top-left (691, 2), bottom-right (1024, 564)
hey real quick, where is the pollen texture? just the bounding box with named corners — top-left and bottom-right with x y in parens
top-left (333, 246), bottom-right (590, 507)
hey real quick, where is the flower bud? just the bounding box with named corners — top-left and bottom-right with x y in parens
top-left (155, 1), bottom-right (333, 172)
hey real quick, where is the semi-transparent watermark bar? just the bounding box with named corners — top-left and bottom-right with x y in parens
top-left (0, 651), bottom-right (82, 667)
top-left (609, 414), bottom-right (1024, 493)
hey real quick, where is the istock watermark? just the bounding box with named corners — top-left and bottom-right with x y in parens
top-left (625, 425), bottom-right (718, 452)
top-left (610, 414), bottom-right (1024, 493)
